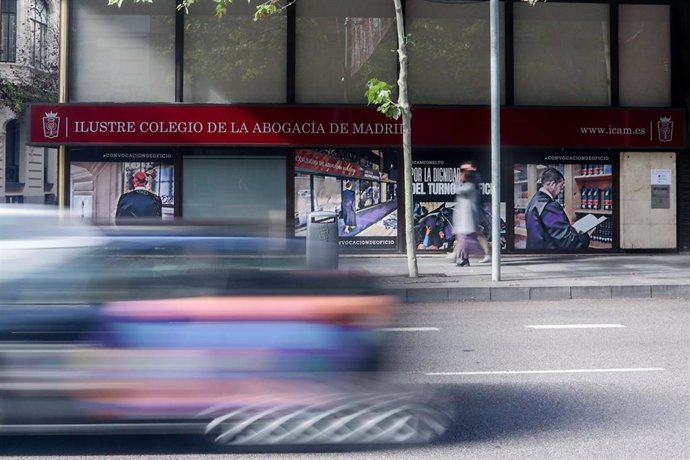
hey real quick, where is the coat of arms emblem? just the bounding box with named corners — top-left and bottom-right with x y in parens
top-left (42, 111), bottom-right (60, 138)
top-left (657, 116), bottom-right (673, 143)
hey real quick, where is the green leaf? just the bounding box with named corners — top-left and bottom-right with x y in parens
top-left (365, 78), bottom-right (401, 120)
top-left (254, 3), bottom-right (277, 21)
top-left (365, 78), bottom-right (392, 104)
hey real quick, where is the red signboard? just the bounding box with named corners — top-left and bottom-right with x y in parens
top-left (294, 149), bottom-right (361, 177)
top-left (28, 104), bottom-right (685, 148)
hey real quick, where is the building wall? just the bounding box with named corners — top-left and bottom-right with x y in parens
top-left (620, 152), bottom-right (677, 249)
top-left (675, 0), bottom-right (690, 249)
top-left (53, 0), bottom-right (686, 252)
top-left (0, 0), bottom-right (59, 204)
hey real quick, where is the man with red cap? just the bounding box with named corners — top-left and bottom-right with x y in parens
top-left (115, 170), bottom-right (162, 225)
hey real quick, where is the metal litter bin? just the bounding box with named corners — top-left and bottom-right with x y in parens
top-left (306, 211), bottom-right (339, 269)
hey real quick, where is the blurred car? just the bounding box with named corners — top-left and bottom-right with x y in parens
top-left (0, 207), bottom-right (450, 446)
top-left (0, 205), bottom-right (102, 283)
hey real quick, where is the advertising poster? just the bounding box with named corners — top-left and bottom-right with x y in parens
top-left (70, 149), bottom-right (175, 225)
top-left (412, 151), bottom-right (496, 252)
top-left (294, 149), bottom-right (398, 251)
top-left (513, 153), bottom-right (614, 251)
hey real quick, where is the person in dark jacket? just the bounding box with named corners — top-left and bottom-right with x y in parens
top-left (341, 181), bottom-right (357, 234)
top-left (525, 167), bottom-right (589, 250)
top-left (115, 171), bottom-right (162, 225)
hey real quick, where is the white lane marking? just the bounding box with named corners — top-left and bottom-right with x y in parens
top-left (426, 367), bottom-right (665, 376)
top-left (379, 327), bottom-right (440, 332)
top-left (525, 324), bottom-right (626, 329)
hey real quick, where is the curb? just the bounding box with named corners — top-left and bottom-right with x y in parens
top-left (391, 284), bottom-right (690, 303)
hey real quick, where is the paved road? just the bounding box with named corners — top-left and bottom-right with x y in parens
top-left (0, 298), bottom-right (687, 459)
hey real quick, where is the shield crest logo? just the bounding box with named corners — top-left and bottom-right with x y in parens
top-left (42, 111), bottom-right (60, 138)
top-left (657, 117), bottom-right (673, 143)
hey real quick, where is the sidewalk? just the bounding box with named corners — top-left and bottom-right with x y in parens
top-left (338, 253), bottom-right (690, 302)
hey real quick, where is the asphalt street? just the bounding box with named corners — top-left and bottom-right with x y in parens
top-left (0, 298), bottom-right (687, 460)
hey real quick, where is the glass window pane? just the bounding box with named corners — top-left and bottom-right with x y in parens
top-left (295, 0), bottom-right (396, 104)
top-left (619, 5), bottom-right (670, 107)
top-left (70, 0), bottom-right (175, 102)
top-left (1, 15), bottom-right (8, 60)
top-left (7, 14), bottom-right (14, 61)
top-left (514, 3), bottom-right (610, 106)
top-left (183, 153), bottom-right (286, 221)
top-left (1, 11), bottom-right (15, 62)
top-left (406, 0), bottom-right (504, 105)
top-left (184, 2), bottom-right (286, 103)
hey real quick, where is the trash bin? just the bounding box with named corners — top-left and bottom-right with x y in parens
top-left (306, 211), bottom-right (339, 269)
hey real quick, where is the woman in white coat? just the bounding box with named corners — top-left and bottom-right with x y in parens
top-left (453, 169), bottom-right (486, 267)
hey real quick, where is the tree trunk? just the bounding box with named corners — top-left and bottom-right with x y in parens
top-left (392, 0), bottom-right (418, 278)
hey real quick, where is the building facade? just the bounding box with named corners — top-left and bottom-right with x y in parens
top-left (28, 0), bottom-right (690, 253)
top-left (1, 0), bottom-right (59, 204)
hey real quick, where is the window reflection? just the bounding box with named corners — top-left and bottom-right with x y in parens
top-left (295, 0), bottom-right (396, 104)
top-left (184, 2), bottom-right (286, 103)
top-left (70, 0), bottom-right (175, 102)
top-left (514, 2), bottom-right (610, 106)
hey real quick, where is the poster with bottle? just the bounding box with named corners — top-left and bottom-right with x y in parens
top-left (513, 153), bottom-right (614, 251)
top-left (70, 149), bottom-right (175, 224)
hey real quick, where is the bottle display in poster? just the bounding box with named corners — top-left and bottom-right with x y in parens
top-left (513, 157), bottom-right (614, 251)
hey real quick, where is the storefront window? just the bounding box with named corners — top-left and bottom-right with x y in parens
top-left (183, 152), bottom-right (285, 222)
top-left (295, 0), bottom-right (396, 104)
top-left (69, 149), bottom-right (175, 224)
top-left (184, 1), bottom-right (286, 103)
top-left (514, 3), bottom-right (610, 106)
top-left (619, 5), bottom-right (671, 107)
top-left (513, 154), bottom-right (614, 251)
top-left (294, 149), bottom-right (398, 250)
top-left (412, 151), bottom-right (493, 253)
top-left (406, 0), bottom-right (504, 105)
top-left (70, 0), bottom-right (175, 102)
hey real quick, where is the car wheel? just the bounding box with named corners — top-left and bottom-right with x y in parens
top-left (201, 391), bottom-right (451, 446)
